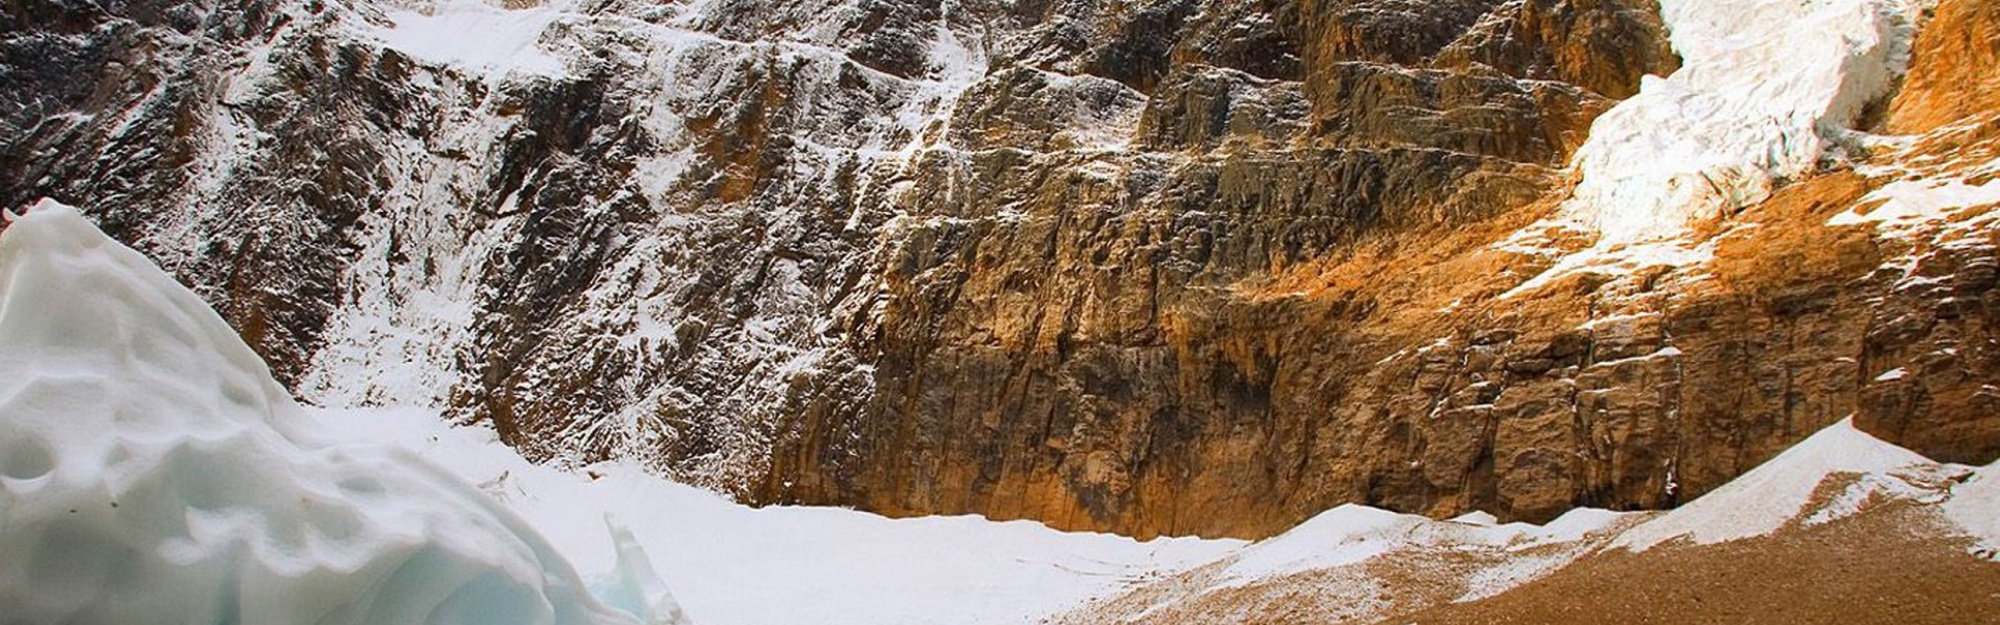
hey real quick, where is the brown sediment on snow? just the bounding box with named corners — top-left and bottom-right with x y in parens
top-left (1050, 420), bottom-right (2000, 625)
top-left (1397, 505), bottom-right (2000, 625)
top-left (1055, 496), bottom-right (2000, 625)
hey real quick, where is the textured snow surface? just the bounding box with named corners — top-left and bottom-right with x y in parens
top-left (1612, 417), bottom-right (1948, 551)
top-left (337, 407), bottom-right (1244, 625)
top-left (0, 201), bottom-right (668, 625)
top-left (1565, 0), bottom-right (1919, 243)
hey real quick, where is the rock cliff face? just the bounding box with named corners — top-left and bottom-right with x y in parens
top-left (4, 0), bottom-right (1996, 538)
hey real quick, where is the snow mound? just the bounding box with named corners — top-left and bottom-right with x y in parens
top-left (1217, 503), bottom-right (1631, 587)
top-left (1611, 417), bottom-right (1946, 551)
top-left (0, 200), bottom-right (663, 625)
top-left (1217, 505), bottom-right (1427, 583)
top-left (1565, 0), bottom-right (1919, 243)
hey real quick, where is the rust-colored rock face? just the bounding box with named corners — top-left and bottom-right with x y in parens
top-left (759, 0), bottom-right (2000, 538)
top-left (749, 0), bottom-right (1698, 538)
top-left (5, 0), bottom-right (1997, 541)
top-left (1887, 0), bottom-right (2000, 134)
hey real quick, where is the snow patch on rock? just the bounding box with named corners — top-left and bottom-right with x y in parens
top-left (1943, 461), bottom-right (2000, 559)
top-left (362, 0), bottom-right (571, 80)
top-left (1831, 157), bottom-right (2000, 229)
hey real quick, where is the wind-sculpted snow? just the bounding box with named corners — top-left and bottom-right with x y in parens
top-left (0, 201), bottom-right (676, 625)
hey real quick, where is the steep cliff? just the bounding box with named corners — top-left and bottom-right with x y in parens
top-left (4, 0), bottom-right (1995, 539)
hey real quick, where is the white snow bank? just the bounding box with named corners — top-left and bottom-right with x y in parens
top-left (1943, 461), bottom-right (2000, 558)
top-left (334, 407), bottom-right (1244, 625)
top-left (1450, 510), bottom-right (1501, 526)
top-left (1565, 0), bottom-right (1919, 243)
top-left (363, 0), bottom-right (569, 79)
top-left (1611, 417), bottom-right (1943, 551)
top-left (1217, 503), bottom-right (1632, 588)
top-left (1218, 505), bottom-right (1426, 583)
top-left (0, 200), bottom-right (668, 625)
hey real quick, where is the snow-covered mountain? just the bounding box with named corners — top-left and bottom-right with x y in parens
top-left (5, 0), bottom-right (1999, 543)
top-left (2, 193), bottom-right (1997, 623)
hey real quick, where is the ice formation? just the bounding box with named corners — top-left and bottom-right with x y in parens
top-left (0, 200), bottom-right (669, 625)
top-left (1564, 0), bottom-right (1919, 243)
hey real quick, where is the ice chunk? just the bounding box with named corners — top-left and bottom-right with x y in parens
top-left (0, 200), bottom-right (654, 625)
top-left (595, 515), bottom-right (693, 625)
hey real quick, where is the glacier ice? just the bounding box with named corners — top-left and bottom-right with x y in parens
top-left (592, 516), bottom-right (692, 625)
top-left (0, 200), bottom-right (669, 625)
top-left (1565, 0), bottom-right (1920, 243)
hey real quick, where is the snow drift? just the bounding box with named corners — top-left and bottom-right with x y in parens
top-left (0, 200), bottom-right (679, 625)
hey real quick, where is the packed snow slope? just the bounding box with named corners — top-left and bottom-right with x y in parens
top-left (6, 0), bottom-right (2000, 540)
top-left (0, 200), bottom-right (677, 625)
